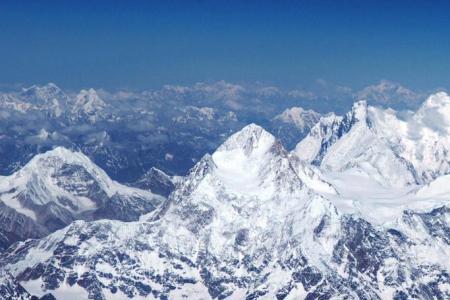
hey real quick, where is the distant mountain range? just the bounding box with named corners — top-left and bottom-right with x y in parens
top-left (0, 91), bottom-right (449, 299)
top-left (0, 81), bottom-right (430, 183)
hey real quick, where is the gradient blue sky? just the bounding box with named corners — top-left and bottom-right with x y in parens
top-left (1, 0), bottom-right (449, 90)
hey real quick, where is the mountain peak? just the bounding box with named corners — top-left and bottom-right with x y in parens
top-left (240, 122), bottom-right (265, 133)
top-left (18, 147), bottom-right (113, 186)
top-left (29, 146), bottom-right (87, 164)
top-left (23, 82), bottom-right (59, 91)
top-left (341, 100), bottom-right (371, 130)
top-left (74, 88), bottom-right (106, 112)
top-left (217, 123), bottom-right (276, 155)
top-left (350, 100), bottom-right (368, 121)
top-left (274, 107), bottom-right (321, 130)
top-left (0, 147), bottom-right (165, 250)
top-left (21, 83), bottom-right (63, 97)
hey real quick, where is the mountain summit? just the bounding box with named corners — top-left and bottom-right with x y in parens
top-left (0, 147), bottom-right (165, 250)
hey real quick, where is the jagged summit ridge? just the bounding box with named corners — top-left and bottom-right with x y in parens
top-left (294, 92), bottom-right (450, 187)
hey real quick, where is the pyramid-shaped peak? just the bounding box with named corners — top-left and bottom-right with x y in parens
top-left (237, 123), bottom-right (267, 135)
top-left (74, 88), bottom-right (106, 112)
top-left (16, 147), bottom-right (115, 192)
top-left (217, 123), bottom-right (276, 155)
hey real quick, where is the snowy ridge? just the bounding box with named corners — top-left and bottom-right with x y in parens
top-left (292, 94), bottom-right (450, 223)
top-left (295, 93), bottom-right (450, 187)
top-left (20, 83), bottom-right (68, 106)
top-left (1, 146), bottom-right (163, 212)
top-left (293, 112), bottom-right (344, 164)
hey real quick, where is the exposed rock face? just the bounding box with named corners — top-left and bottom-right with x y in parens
top-left (130, 167), bottom-right (175, 197)
top-left (0, 271), bottom-right (31, 300)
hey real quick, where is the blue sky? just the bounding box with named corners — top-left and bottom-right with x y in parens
top-left (1, 0), bottom-right (449, 90)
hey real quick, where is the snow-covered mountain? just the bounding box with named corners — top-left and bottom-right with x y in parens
top-left (0, 147), bottom-right (165, 251)
top-left (294, 92), bottom-right (450, 187)
top-left (3, 83), bottom-right (70, 118)
top-left (69, 89), bottom-right (107, 124)
top-left (1, 124), bottom-right (449, 299)
top-left (20, 83), bottom-right (69, 106)
top-left (355, 79), bottom-right (423, 109)
top-left (0, 84), bottom-right (107, 124)
top-left (273, 107), bottom-right (321, 131)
